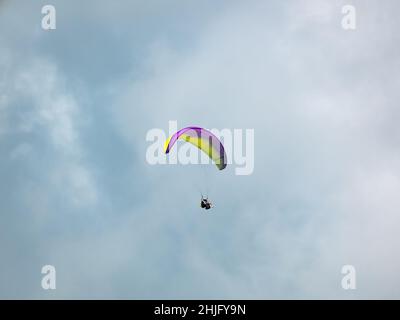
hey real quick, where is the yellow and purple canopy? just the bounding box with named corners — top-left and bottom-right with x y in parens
top-left (164, 127), bottom-right (227, 170)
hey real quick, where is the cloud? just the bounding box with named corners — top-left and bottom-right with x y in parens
top-left (1, 0), bottom-right (400, 299)
top-left (111, 0), bottom-right (400, 298)
top-left (13, 59), bottom-right (97, 206)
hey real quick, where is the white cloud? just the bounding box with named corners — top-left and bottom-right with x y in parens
top-left (6, 59), bottom-right (98, 207)
top-left (1, 0), bottom-right (400, 299)
top-left (110, 0), bottom-right (400, 298)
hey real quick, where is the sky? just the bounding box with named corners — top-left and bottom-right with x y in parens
top-left (1, 0), bottom-right (400, 299)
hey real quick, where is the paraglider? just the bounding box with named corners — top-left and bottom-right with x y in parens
top-left (200, 196), bottom-right (213, 210)
top-left (164, 126), bottom-right (227, 210)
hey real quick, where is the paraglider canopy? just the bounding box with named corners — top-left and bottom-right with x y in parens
top-left (164, 126), bottom-right (227, 170)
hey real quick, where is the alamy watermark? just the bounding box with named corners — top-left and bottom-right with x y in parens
top-left (341, 5), bottom-right (356, 30)
top-left (341, 265), bottom-right (356, 290)
top-left (146, 121), bottom-right (254, 175)
top-left (41, 5), bottom-right (56, 30)
top-left (41, 265), bottom-right (56, 290)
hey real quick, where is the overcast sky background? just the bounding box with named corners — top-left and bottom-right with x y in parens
top-left (1, 0), bottom-right (400, 299)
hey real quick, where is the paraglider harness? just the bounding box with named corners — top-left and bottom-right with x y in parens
top-left (200, 196), bottom-right (213, 210)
